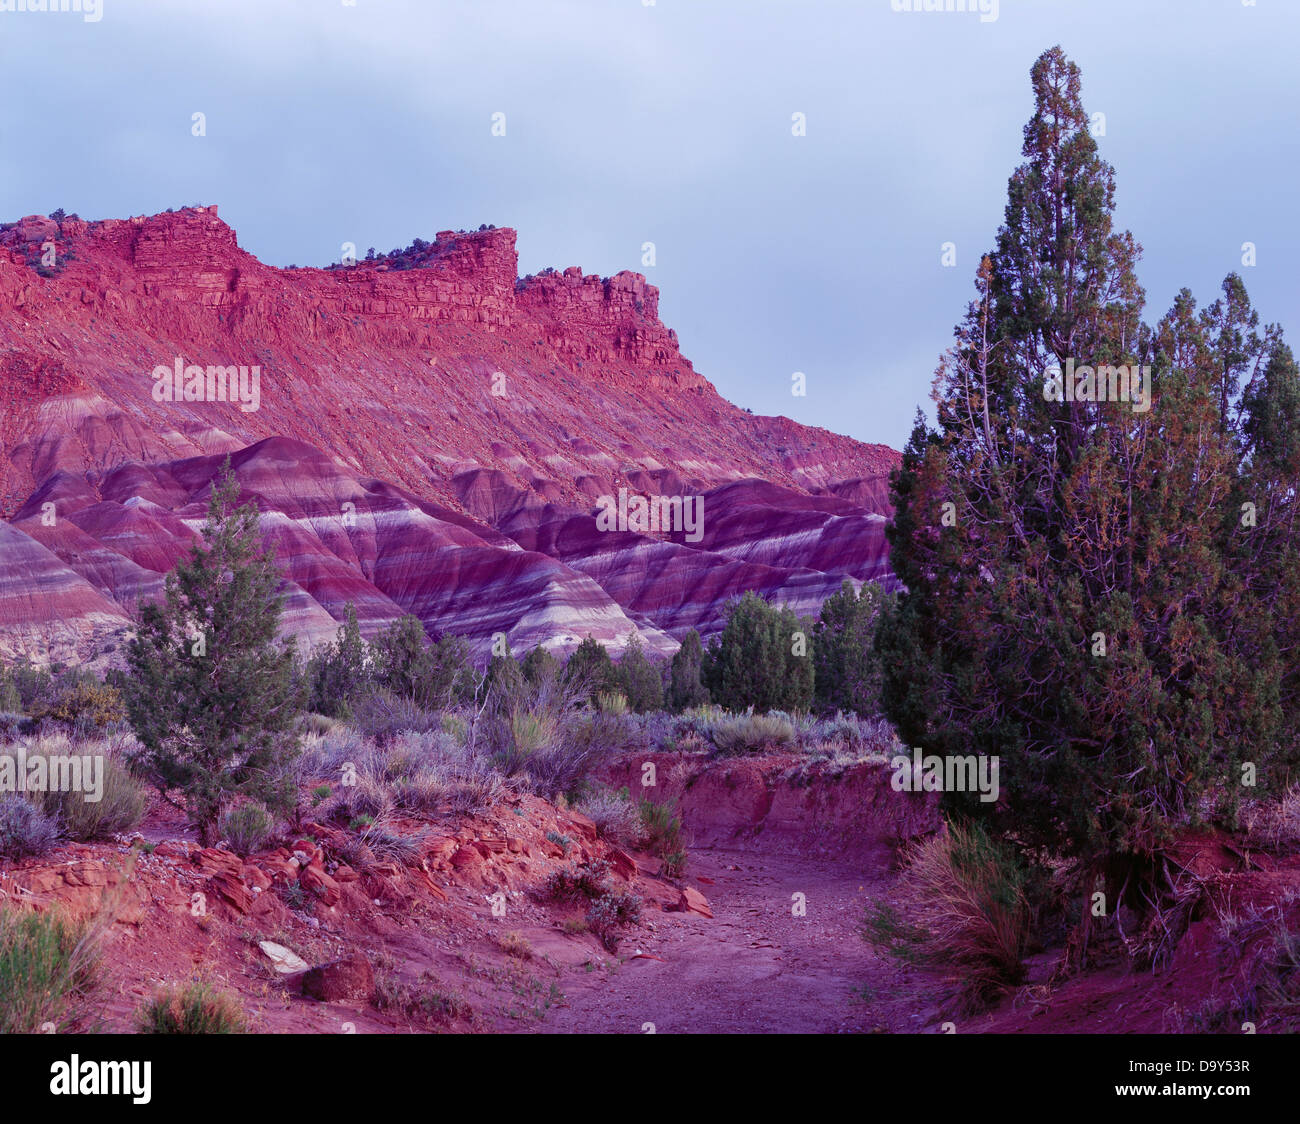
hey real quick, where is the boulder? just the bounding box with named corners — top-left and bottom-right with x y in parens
top-left (302, 951), bottom-right (374, 1003)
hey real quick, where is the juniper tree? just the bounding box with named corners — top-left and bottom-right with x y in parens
top-left (614, 633), bottom-right (663, 713)
top-left (667, 630), bottom-right (710, 711)
top-left (307, 602), bottom-right (370, 718)
top-left (877, 47), bottom-right (1291, 922)
top-left (369, 615), bottom-right (475, 708)
top-left (520, 645), bottom-right (560, 686)
top-left (562, 636), bottom-right (619, 701)
top-left (702, 591), bottom-right (814, 713)
top-left (813, 579), bottom-right (887, 717)
top-left (123, 462), bottom-right (302, 844)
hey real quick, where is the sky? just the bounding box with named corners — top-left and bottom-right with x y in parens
top-left (2, 0), bottom-right (1298, 451)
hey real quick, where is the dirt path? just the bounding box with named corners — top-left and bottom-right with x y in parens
top-left (540, 846), bottom-right (944, 1034)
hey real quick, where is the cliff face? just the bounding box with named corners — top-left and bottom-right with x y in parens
top-left (0, 206), bottom-right (899, 663)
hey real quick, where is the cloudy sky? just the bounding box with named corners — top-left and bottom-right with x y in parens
top-left (2, 0), bottom-right (1296, 449)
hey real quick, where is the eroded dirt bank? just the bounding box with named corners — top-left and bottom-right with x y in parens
top-left (6, 748), bottom-right (1290, 1033)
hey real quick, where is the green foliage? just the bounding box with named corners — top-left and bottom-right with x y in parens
top-left (813, 580), bottom-right (888, 717)
top-left (613, 634), bottom-right (663, 713)
top-left (136, 981), bottom-right (248, 1033)
top-left (0, 667), bottom-right (20, 714)
top-left (636, 796), bottom-right (686, 876)
top-left (877, 46), bottom-right (1298, 871)
top-left (219, 802), bottom-right (276, 856)
top-left (485, 669), bottom-right (611, 797)
top-left (520, 646), bottom-right (559, 685)
top-left (6, 658), bottom-right (53, 711)
top-left (27, 680), bottom-right (125, 733)
top-left (542, 859), bottom-right (611, 902)
top-left (576, 785), bottom-right (640, 846)
top-left (35, 754), bottom-right (147, 842)
top-left (369, 615), bottom-right (476, 709)
top-left (586, 890), bottom-right (642, 952)
top-left (307, 602), bottom-right (370, 718)
top-left (562, 636), bottom-right (619, 700)
top-left (484, 644), bottom-right (524, 696)
top-left (0, 908), bottom-right (100, 1033)
top-left (701, 592), bottom-right (814, 713)
top-left (862, 820), bottom-right (1029, 1010)
top-left (709, 712), bottom-right (796, 755)
top-left (122, 460), bottom-right (303, 844)
top-left (595, 690), bottom-right (628, 715)
top-left (666, 630), bottom-right (709, 710)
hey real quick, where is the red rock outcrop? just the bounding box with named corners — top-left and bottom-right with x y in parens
top-left (0, 206), bottom-right (899, 661)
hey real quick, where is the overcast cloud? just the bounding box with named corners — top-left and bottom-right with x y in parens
top-left (2, 0), bottom-right (1296, 449)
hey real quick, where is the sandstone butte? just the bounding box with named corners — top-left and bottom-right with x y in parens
top-left (0, 206), bottom-right (900, 665)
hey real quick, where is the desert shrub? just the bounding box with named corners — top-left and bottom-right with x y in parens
top-left (351, 688), bottom-right (443, 743)
top-left (356, 818), bottom-right (423, 866)
top-left (496, 931), bottom-right (533, 960)
top-left (586, 890), bottom-right (642, 951)
top-left (384, 729), bottom-right (503, 813)
top-left (136, 981), bottom-right (248, 1033)
top-left (542, 859), bottom-right (612, 902)
top-left (219, 802), bottom-right (275, 856)
top-left (595, 690), bottom-right (628, 716)
top-left (577, 786), bottom-right (640, 846)
top-left (298, 712), bottom-right (338, 736)
top-left (0, 795), bottom-right (61, 859)
top-left (485, 672), bottom-right (609, 798)
top-left (863, 820), bottom-right (1029, 1010)
top-left (36, 751), bottom-right (147, 842)
top-left (0, 668), bottom-right (20, 714)
top-left (297, 725), bottom-right (371, 781)
top-left (1241, 785), bottom-right (1300, 851)
top-left (0, 907), bottom-right (100, 1033)
top-left (0, 712), bottom-right (25, 740)
top-left (636, 797), bottom-right (687, 876)
top-left (373, 968), bottom-right (472, 1026)
top-left (28, 680), bottom-right (126, 733)
top-left (323, 773), bottom-right (393, 825)
top-left (389, 770), bottom-right (445, 813)
top-left (709, 712), bottom-right (796, 755)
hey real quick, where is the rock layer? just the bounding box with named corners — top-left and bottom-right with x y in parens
top-left (0, 207), bottom-right (898, 662)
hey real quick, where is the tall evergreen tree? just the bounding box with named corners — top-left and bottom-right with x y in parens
top-left (878, 47), bottom-right (1287, 915)
top-left (563, 636), bottom-right (619, 700)
top-left (813, 579), bottom-right (887, 716)
top-left (667, 629), bottom-right (710, 711)
top-left (307, 602), bottom-right (370, 718)
top-left (123, 462), bottom-right (302, 843)
top-left (614, 633), bottom-right (664, 713)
